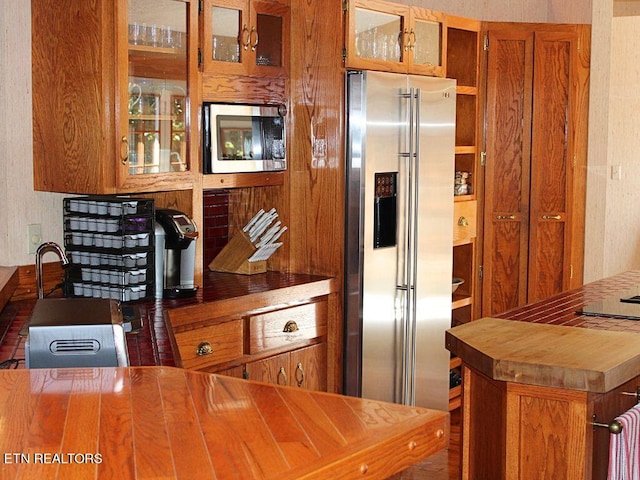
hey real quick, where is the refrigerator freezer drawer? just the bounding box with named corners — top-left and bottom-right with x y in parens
top-left (247, 301), bottom-right (328, 354)
top-left (453, 200), bottom-right (477, 243)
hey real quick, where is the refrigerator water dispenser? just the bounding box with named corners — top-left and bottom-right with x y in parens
top-left (373, 172), bottom-right (397, 248)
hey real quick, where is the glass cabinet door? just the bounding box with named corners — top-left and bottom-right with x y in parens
top-left (251, 2), bottom-right (288, 73)
top-left (203, 0), bottom-right (288, 76)
top-left (125, 0), bottom-right (189, 176)
top-left (345, 1), bottom-right (445, 76)
top-left (408, 9), bottom-right (444, 76)
top-left (208, 1), bottom-right (246, 71)
top-left (353, 7), bottom-right (403, 63)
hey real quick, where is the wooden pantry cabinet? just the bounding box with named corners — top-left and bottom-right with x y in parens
top-left (31, 0), bottom-right (199, 194)
top-left (166, 297), bottom-right (329, 392)
top-left (481, 23), bottom-right (590, 316)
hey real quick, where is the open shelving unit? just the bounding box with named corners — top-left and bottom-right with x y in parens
top-left (445, 15), bottom-right (482, 411)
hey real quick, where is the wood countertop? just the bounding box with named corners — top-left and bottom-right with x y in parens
top-left (0, 366), bottom-right (448, 480)
top-left (446, 317), bottom-right (640, 393)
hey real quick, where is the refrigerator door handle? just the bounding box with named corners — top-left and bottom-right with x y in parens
top-left (398, 87), bottom-right (422, 406)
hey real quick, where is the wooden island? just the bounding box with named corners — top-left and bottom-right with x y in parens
top-left (447, 271), bottom-right (640, 479)
top-left (0, 366), bottom-right (448, 479)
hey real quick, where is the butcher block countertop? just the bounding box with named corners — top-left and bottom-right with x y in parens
top-left (446, 317), bottom-right (640, 393)
top-left (0, 366), bottom-right (448, 480)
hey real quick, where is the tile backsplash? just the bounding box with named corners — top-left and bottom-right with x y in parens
top-left (202, 190), bottom-right (230, 267)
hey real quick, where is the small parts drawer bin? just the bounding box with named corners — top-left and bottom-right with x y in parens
top-left (173, 319), bottom-right (244, 370)
top-left (247, 301), bottom-right (328, 354)
top-left (63, 196), bottom-right (155, 302)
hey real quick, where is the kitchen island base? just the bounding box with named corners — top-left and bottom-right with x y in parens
top-left (448, 317), bottom-right (640, 479)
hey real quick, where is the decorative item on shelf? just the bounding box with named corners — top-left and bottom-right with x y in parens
top-left (454, 171), bottom-right (472, 196)
top-left (209, 208), bottom-right (287, 275)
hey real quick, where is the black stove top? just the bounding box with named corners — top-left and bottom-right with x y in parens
top-left (578, 286), bottom-right (640, 320)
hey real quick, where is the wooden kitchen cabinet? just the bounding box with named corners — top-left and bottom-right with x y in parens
top-left (201, 0), bottom-right (289, 77)
top-left (482, 23), bottom-right (590, 315)
top-left (344, 0), bottom-right (445, 77)
top-left (166, 296), bottom-right (330, 392)
top-left (31, 0), bottom-right (199, 194)
top-left (245, 343), bottom-right (327, 391)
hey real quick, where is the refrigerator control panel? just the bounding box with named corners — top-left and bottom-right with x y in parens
top-left (374, 172), bottom-right (397, 249)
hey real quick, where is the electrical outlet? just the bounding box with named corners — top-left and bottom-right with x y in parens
top-left (27, 224), bottom-right (42, 254)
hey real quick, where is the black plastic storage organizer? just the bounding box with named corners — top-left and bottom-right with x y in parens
top-left (63, 196), bottom-right (155, 302)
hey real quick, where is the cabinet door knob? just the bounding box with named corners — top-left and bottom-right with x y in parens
top-left (283, 320), bottom-right (299, 332)
top-left (295, 362), bottom-right (305, 387)
top-left (196, 342), bottom-right (213, 356)
top-left (457, 216), bottom-right (469, 227)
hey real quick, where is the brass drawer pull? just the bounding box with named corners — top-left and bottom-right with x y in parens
top-left (542, 214), bottom-right (562, 220)
top-left (196, 342), bottom-right (213, 356)
top-left (496, 214), bottom-right (516, 220)
top-left (250, 26), bottom-right (258, 52)
top-left (283, 320), bottom-right (299, 333)
top-left (241, 24), bottom-right (250, 50)
top-left (457, 216), bottom-right (469, 227)
top-left (277, 367), bottom-right (287, 385)
top-left (295, 362), bottom-right (305, 387)
top-left (120, 136), bottom-right (129, 165)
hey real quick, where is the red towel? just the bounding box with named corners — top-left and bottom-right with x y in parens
top-left (609, 403), bottom-right (640, 480)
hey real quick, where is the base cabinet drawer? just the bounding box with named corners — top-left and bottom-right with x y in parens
top-left (173, 319), bottom-right (244, 370)
top-left (453, 200), bottom-right (477, 243)
top-left (247, 301), bottom-right (328, 354)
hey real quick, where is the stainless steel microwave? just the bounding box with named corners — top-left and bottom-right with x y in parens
top-left (202, 103), bottom-right (286, 174)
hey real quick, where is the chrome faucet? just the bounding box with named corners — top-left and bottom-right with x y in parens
top-left (35, 242), bottom-right (70, 299)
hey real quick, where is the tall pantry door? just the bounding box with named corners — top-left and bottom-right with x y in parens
top-left (482, 24), bottom-right (590, 316)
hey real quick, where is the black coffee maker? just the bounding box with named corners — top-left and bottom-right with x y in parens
top-left (154, 209), bottom-right (199, 298)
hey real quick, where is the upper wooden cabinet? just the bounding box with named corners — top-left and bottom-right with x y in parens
top-left (344, 0), bottom-right (445, 77)
top-left (31, 0), bottom-right (199, 194)
top-left (201, 0), bottom-right (289, 77)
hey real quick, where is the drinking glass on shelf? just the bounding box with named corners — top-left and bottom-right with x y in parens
top-left (163, 26), bottom-right (175, 48)
top-left (129, 22), bottom-right (144, 45)
top-left (147, 24), bottom-right (160, 47)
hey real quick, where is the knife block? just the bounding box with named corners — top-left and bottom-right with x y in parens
top-left (208, 231), bottom-right (267, 275)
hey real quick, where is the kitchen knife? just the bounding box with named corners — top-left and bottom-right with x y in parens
top-left (243, 209), bottom-right (265, 233)
top-left (249, 209), bottom-right (277, 243)
top-left (266, 226), bottom-right (287, 245)
top-left (256, 221), bottom-right (281, 248)
top-left (248, 209), bottom-right (272, 240)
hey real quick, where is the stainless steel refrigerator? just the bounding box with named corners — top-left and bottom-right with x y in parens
top-left (344, 70), bottom-right (456, 411)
